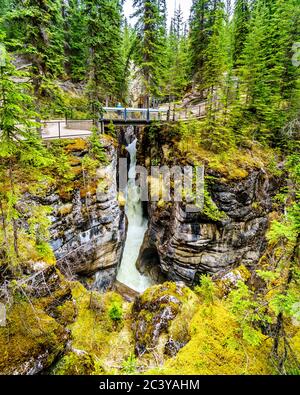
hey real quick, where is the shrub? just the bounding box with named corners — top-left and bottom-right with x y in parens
top-left (108, 302), bottom-right (123, 322)
top-left (122, 354), bottom-right (137, 374)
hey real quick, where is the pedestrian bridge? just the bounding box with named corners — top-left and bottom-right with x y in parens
top-left (39, 103), bottom-right (207, 139)
top-left (100, 107), bottom-right (170, 124)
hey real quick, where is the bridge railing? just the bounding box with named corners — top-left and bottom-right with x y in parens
top-left (101, 107), bottom-right (170, 122)
top-left (40, 120), bottom-right (93, 139)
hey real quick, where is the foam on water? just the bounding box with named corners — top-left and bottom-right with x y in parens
top-left (116, 138), bottom-right (154, 293)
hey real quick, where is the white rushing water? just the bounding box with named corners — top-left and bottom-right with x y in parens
top-left (117, 139), bottom-right (154, 293)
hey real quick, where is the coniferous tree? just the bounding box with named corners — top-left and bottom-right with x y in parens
top-left (121, 19), bottom-right (137, 105)
top-left (189, 0), bottom-right (223, 93)
top-left (0, 0), bottom-right (16, 39)
top-left (232, 0), bottom-right (251, 66)
top-left (85, 0), bottom-right (124, 121)
top-left (237, 0), bottom-right (300, 143)
top-left (163, 6), bottom-right (189, 104)
top-left (7, 0), bottom-right (65, 115)
top-left (0, 45), bottom-right (52, 268)
top-left (65, 0), bottom-right (88, 82)
top-left (132, 0), bottom-right (166, 107)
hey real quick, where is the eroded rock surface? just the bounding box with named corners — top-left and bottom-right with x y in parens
top-left (38, 138), bottom-right (126, 291)
top-left (132, 282), bottom-right (198, 357)
top-left (137, 129), bottom-right (282, 284)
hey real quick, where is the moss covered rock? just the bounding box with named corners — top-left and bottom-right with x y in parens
top-left (131, 282), bottom-right (199, 358)
top-left (51, 351), bottom-right (96, 375)
top-left (0, 301), bottom-right (69, 375)
top-left (148, 301), bottom-right (273, 375)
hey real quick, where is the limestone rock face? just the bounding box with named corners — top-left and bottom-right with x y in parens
top-left (45, 139), bottom-right (126, 291)
top-left (138, 169), bottom-right (281, 284)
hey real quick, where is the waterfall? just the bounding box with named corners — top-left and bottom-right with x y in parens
top-left (116, 138), bottom-right (154, 293)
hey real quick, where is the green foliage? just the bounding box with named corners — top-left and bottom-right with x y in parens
top-left (161, 6), bottom-right (189, 101)
top-left (189, 0), bottom-right (224, 87)
top-left (106, 121), bottom-right (116, 138)
top-left (232, 0), bottom-right (251, 65)
top-left (228, 281), bottom-right (268, 347)
top-left (64, 0), bottom-right (88, 82)
top-left (85, 0), bottom-right (124, 114)
top-left (203, 188), bottom-right (227, 222)
top-left (88, 129), bottom-right (107, 163)
top-left (0, 49), bottom-right (55, 268)
top-left (6, 0), bottom-right (65, 112)
top-left (108, 302), bottom-right (123, 322)
top-left (256, 269), bottom-right (280, 284)
top-left (194, 275), bottom-right (216, 304)
top-left (269, 292), bottom-right (299, 317)
top-left (122, 354), bottom-right (137, 374)
top-left (132, 0), bottom-right (166, 104)
top-left (236, 0), bottom-right (300, 143)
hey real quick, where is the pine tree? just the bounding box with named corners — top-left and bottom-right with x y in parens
top-left (158, 0), bottom-right (167, 36)
top-left (65, 0), bottom-right (88, 82)
top-left (202, 3), bottom-right (229, 96)
top-left (0, 46), bottom-right (52, 268)
top-left (121, 19), bottom-right (137, 105)
top-left (171, 5), bottom-right (184, 39)
top-left (232, 0), bottom-right (251, 66)
top-left (7, 0), bottom-right (65, 115)
top-left (132, 0), bottom-right (166, 107)
top-left (85, 0), bottom-right (124, 121)
top-left (163, 6), bottom-right (189, 104)
top-left (189, 0), bottom-right (223, 93)
top-left (237, 0), bottom-right (300, 143)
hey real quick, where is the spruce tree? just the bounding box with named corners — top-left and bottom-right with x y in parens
top-left (121, 19), bottom-right (137, 105)
top-left (7, 0), bottom-right (65, 115)
top-left (238, 0), bottom-right (300, 143)
top-left (0, 46), bottom-right (52, 268)
top-left (85, 0), bottom-right (124, 121)
top-left (189, 0), bottom-right (223, 93)
top-left (132, 0), bottom-right (165, 107)
top-left (65, 0), bottom-right (88, 82)
top-left (163, 6), bottom-right (189, 104)
top-left (232, 0), bottom-right (251, 66)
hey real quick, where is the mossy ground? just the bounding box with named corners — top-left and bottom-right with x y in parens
top-left (148, 121), bottom-right (281, 181)
top-left (52, 282), bottom-right (135, 375)
top-left (0, 300), bottom-right (67, 374)
top-left (148, 301), bottom-right (273, 375)
top-left (2, 277), bottom-right (299, 375)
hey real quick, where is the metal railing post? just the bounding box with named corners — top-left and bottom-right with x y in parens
top-left (124, 108), bottom-right (127, 122)
top-left (58, 121), bottom-right (61, 139)
top-left (147, 108), bottom-right (150, 123)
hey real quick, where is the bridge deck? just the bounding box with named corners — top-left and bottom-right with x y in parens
top-left (101, 107), bottom-right (169, 124)
top-left (38, 104), bottom-right (207, 139)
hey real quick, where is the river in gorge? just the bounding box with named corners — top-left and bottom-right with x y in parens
top-left (116, 137), bottom-right (154, 293)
